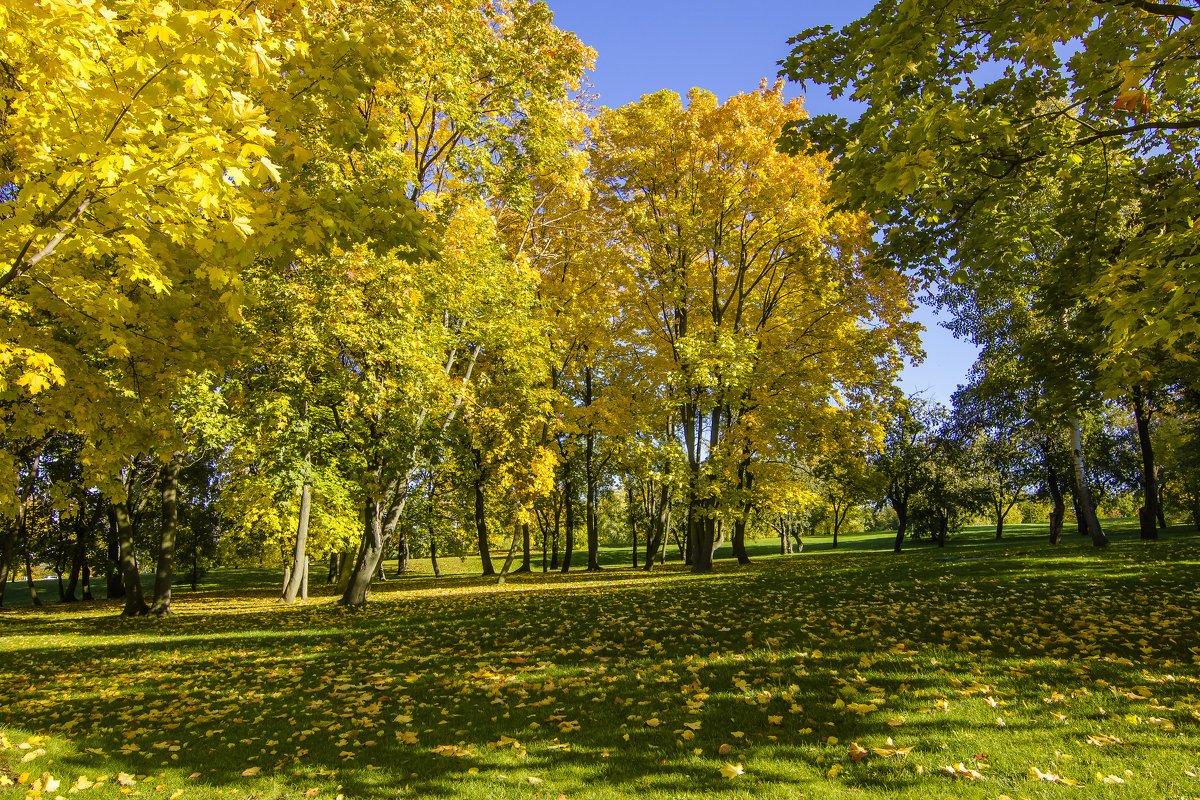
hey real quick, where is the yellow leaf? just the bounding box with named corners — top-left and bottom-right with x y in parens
top-left (239, 768), bottom-right (260, 777)
top-left (719, 763), bottom-right (743, 779)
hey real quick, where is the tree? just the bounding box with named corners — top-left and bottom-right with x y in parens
top-left (779, 0), bottom-right (1200, 394)
top-left (811, 451), bottom-right (877, 549)
top-left (872, 397), bottom-right (939, 553)
top-left (593, 82), bottom-right (916, 573)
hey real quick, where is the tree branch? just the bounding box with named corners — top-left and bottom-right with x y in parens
top-left (1105, 0), bottom-right (1195, 20)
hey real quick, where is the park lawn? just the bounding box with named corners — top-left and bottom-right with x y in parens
top-left (2, 527), bottom-right (1199, 800)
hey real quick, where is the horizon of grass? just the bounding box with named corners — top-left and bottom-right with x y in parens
top-left (3, 514), bottom-right (1187, 610)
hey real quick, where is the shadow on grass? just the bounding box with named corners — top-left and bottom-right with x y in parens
top-left (1, 529), bottom-right (1199, 799)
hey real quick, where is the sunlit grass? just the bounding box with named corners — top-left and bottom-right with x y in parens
top-left (2, 525), bottom-right (1199, 799)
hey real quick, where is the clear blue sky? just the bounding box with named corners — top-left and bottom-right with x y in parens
top-left (546, 0), bottom-right (979, 406)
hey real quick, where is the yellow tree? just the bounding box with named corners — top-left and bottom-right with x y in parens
top-left (593, 82), bottom-right (918, 572)
top-left (0, 0), bottom-right (305, 500)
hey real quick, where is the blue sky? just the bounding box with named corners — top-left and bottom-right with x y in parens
top-left (547, 0), bottom-right (980, 405)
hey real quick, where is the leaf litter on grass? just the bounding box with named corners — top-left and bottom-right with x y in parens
top-left (1, 535), bottom-right (1200, 798)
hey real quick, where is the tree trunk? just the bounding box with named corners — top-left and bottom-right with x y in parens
top-left (430, 536), bottom-right (441, 578)
top-left (1132, 388), bottom-right (1159, 540)
top-left (514, 523), bottom-right (531, 574)
top-left (498, 521), bottom-right (521, 578)
top-left (150, 454), bottom-right (182, 617)
top-left (81, 555), bottom-right (92, 600)
top-left (892, 500), bottom-right (908, 553)
top-left (832, 499), bottom-right (845, 549)
top-left (24, 550), bottom-right (42, 607)
top-left (0, 516), bottom-right (16, 608)
top-left (1071, 416), bottom-right (1109, 547)
top-left (628, 482), bottom-right (638, 569)
top-left (340, 495), bottom-right (391, 605)
top-left (396, 533), bottom-right (410, 574)
top-left (114, 501), bottom-right (148, 616)
top-left (65, 512), bottom-right (91, 602)
top-left (282, 478), bottom-right (312, 603)
top-left (585, 465), bottom-right (601, 571)
top-left (691, 511), bottom-right (715, 573)
top-left (327, 552), bottom-right (339, 584)
top-left (584, 366), bottom-right (601, 572)
top-left (644, 485), bottom-right (668, 571)
top-left (106, 506), bottom-right (124, 599)
top-left (1046, 454), bottom-right (1065, 545)
top-left (473, 455), bottom-right (495, 576)
top-left (561, 476), bottom-right (575, 573)
top-left (994, 499), bottom-right (1004, 540)
top-left (732, 468), bottom-right (752, 565)
top-left (549, 492), bottom-right (561, 571)
top-left (300, 557), bottom-right (308, 600)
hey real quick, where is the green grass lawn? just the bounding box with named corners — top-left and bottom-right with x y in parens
top-left (2, 523), bottom-right (1199, 799)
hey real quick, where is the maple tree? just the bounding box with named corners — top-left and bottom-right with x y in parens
top-left (592, 82), bottom-right (916, 573)
top-left (780, 0), bottom-right (1200, 383)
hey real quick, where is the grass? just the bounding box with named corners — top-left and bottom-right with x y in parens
top-left (2, 521), bottom-right (1199, 799)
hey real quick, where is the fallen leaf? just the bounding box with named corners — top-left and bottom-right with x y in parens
top-left (941, 762), bottom-right (985, 781)
top-left (719, 763), bottom-right (743, 779)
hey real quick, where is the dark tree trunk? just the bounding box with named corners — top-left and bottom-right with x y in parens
top-left (65, 511), bottom-right (91, 602)
top-left (327, 552), bottom-right (339, 584)
top-left (937, 508), bottom-right (948, 547)
top-left (691, 511), bottom-right (715, 574)
top-left (549, 492), bottom-right (561, 571)
top-left (114, 500), bottom-right (148, 615)
top-left (514, 523), bottom-right (531, 574)
top-left (0, 517), bottom-right (15, 608)
top-left (1046, 455), bottom-right (1065, 545)
top-left (150, 454), bottom-right (182, 617)
top-left (1156, 480), bottom-right (1167, 529)
top-left (430, 536), bottom-right (441, 578)
top-left (628, 482), bottom-right (638, 569)
top-left (1071, 416), bottom-right (1109, 547)
top-left (81, 556), bottom-right (92, 600)
top-left (106, 506), bottom-right (123, 599)
top-left (1132, 388), bottom-right (1159, 540)
top-left (731, 468), bottom-right (752, 565)
top-left (831, 499), bottom-right (847, 549)
top-left (892, 500), bottom-right (908, 553)
top-left (24, 549), bottom-right (42, 607)
top-left (473, 451), bottom-right (495, 576)
top-left (644, 484), bottom-right (668, 571)
top-left (561, 476), bottom-right (575, 573)
top-left (994, 500), bottom-right (1004, 540)
top-left (583, 366), bottom-right (601, 572)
